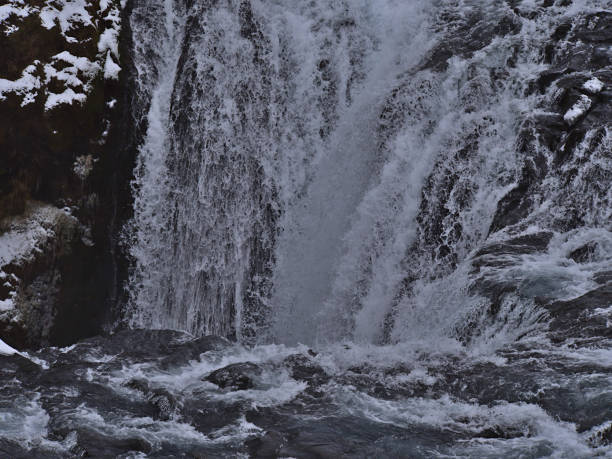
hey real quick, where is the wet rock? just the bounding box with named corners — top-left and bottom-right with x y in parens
top-left (588, 422), bottom-right (612, 448)
top-left (575, 12), bottom-right (612, 43)
top-left (246, 430), bottom-right (285, 457)
top-left (545, 284), bottom-right (612, 343)
top-left (422, 9), bottom-right (520, 72)
top-left (150, 393), bottom-right (175, 421)
top-left (0, 203), bottom-right (106, 349)
top-left (73, 429), bottom-right (153, 458)
top-left (205, 362), bottom-right (262, 390)
top-left (476, 232), bottom-right (553, 259)
top-left (283, 354), bottom-right (330, 386)
top-left (0, 438), bottom-right (47, 459)
top-left (77, 329), bottom-right (229, 362)
top-left (183, 399), bottom-right (245, 433)
top-left (278, 430), bottom-right (356, 458)
top-left (0, 353), bottom-right (42, 378)
top-left (77, 329), bottom-right (186, 359)
top-left (471, 232), bottom-right (553, 273)
top-left (125, 378), bottom-right (177, 421)
top-left (569, 242), bottom-right (598, 263)
top-left (593, 271), bottom-right (612, 285)
top-left (477, 425), bottom-right (529, 440)
top-left (159, 334), bottom-right (231, 369)
top-left (487, 175), bottom-right (534, 233)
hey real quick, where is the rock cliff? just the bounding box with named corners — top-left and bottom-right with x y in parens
top-left (0, 0), bottom-right (135, 348)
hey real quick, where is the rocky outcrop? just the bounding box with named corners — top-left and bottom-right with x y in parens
top-left (397, 6), bottom-right (612, 345)
top-left (0, 1), bottom-right (136, 349)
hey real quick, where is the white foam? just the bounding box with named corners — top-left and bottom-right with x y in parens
top-left (0, 393), bottom-right (53, 447)
top-left (334, 388), bottom-right (594, 457)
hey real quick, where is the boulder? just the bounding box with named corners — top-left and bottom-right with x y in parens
top-left (204, 362), bottom-right (262, 390)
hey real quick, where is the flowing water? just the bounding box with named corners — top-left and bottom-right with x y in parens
top-left (1, 0), bottom-right (612, 457)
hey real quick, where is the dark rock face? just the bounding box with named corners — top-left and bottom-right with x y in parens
top-left (0, 1), bottom-right (138, 349)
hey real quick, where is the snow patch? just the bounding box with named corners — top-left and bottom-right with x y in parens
top-left (0, 205), bottom-right (74, 269)
top-left (104, 51), bottom-right (121, 80)
top-left (44, 52), bottom-right (100, 93)
top-left (0, 297), bottom-right (15, 312)
top-left (99, 0), bottom-right (112, 13)
top-left (583, 77), bottom-right (604, 94)
top-left (1, 1), bottom-right (122, 110)
top-left (0, 63), bottom-right (42, 106)
top-left (98, 26), bottom-right (120, 58)
top-left (40, 0), bottom-right (93, 41)
top-left (563, 95), bottom-right (592, 124)
top-left (0, 2), bottom-right (34, 35)
top-left (45, 88), bottom-right (87, 110)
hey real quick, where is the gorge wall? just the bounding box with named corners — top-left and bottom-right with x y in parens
top-left (0, 0), bottom-right (136, 348)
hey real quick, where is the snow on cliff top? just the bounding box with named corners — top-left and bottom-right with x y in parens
top-left (0, 0), bottom-right (122, 109)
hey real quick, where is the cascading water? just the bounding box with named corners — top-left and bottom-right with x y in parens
top-left (3, 0), bottom-right (608, 457)
top-left (126, 0), bottom-right (610, 349)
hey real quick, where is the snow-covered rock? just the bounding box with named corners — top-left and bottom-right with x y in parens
top-left (0, 0), bottom-right (122, 110)
top-left (563, 95), bottom-right (592, 125)
top-left (0, 338), bottom-right (19, 356)
top-left (104, 51), bottom-right (122, 80)
top-left (582, 77), bottom-right (604, 95)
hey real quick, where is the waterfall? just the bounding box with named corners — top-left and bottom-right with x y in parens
top-left (126, 0), bottom-right (612, 347)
